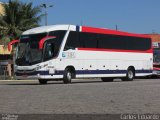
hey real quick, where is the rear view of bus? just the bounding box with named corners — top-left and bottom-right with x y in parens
top-left (12, 24), bottom-right (153, 84)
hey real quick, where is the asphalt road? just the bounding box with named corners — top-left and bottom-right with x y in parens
top-left (0, 78), bottom-right (160, 114)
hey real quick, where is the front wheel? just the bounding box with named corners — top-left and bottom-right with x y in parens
top-left (63, 68), bottom-right (73, 84)
top-left (122, 67), bottom-right (135, 81)
top-left (39, 79), bottom-right (47, 84)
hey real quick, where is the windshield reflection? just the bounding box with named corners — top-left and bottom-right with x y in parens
top-left (15, 30), bottom-right (66, 66)
top-left (16, 33), bottom-right (47, 66)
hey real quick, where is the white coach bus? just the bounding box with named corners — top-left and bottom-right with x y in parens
top-left (12, 24), bottom-right (153, 84)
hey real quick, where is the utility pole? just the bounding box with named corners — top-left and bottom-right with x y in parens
top-left (116, 24), bottom-right (118, 31)
top-left (40, 3), bottom-right (53, 26)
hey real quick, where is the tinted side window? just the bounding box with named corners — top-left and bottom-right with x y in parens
top-left (64, 31), bottom-right (80, 50)
top-left (65, 31), bottom-right (151, 51)
top-left (49, 30), bottom-right (66, 49)
top-left (79, 32), bottom-right (98, 48)
top-left (126, 37), bottom-right (151, 50)
top-left (98, 34), bottom-right (151, 50)
top-left (98, 34), bottom-right (127, 49)
top-left (48, 30), bottom-right (66, 56)
top-left (43, 30), bottom-right (66, 61)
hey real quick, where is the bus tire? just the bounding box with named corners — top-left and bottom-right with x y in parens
top-left (63, 68), bottom-right (73, 84)
top-left (122, 67), bottom-right (135, 81)
top-left (101, 77), bottom-right (114, 82)
top-left (39, 79), bottom-right (47, 84)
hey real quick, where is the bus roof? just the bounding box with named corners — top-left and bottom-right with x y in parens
top-left (22, 24), bottom-right (72, 35)
top-left (22, 24), bottom-right (150, 38)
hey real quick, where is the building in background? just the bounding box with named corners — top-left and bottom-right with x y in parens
top-left (0, 2), bottom-right (4, 15)
top-left (147, 34), bottom-right (160, 42)
top-left (0, 2), bottom-right (13, 78)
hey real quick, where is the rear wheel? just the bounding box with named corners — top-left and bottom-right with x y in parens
top-left (101, 77), bottom-right (114, 82)
top-left (122, 67), bottom-right (135, 81)
top-left (39, 79), bottom-right (47, 84)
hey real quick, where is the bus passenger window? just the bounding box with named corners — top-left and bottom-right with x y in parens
top-left (64, 31), bottom-right (80, 51)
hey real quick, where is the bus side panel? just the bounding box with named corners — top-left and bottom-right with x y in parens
top-left (58, 49), bottom-right (152, 78)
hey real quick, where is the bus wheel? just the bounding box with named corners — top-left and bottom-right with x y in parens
top-left (122, 67), bottom-right (135, 81)
top-left (63, 68), bottom-right (73, 84)
top-left (39, 79), bottom-right (47, 84)
top-left (101, 77), bottom-right (114, 82)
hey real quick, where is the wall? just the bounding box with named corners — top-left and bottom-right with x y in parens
top-left (0, 2), bottom-right (4, 15)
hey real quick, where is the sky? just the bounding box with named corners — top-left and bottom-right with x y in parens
top-left (1, 0), bottom-right (160, 34)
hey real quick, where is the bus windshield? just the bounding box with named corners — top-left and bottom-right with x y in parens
top-left (15, 30), bottom-right (66, 66)
top-left (16, 32), bottom-right (47, 66)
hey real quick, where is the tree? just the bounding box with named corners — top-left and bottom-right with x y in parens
top-left (0, 0), bottom-right (42, 41)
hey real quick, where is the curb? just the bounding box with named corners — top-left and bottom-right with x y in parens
top-left (0, 80), bottom-right (37, 82)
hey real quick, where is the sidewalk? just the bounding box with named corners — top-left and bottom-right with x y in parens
top-left (0, 79), bottom-right (37, 82)
top-left (0, 79), bottom-right (38, 85)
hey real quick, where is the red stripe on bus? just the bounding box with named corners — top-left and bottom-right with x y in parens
top-left (153, 67), bottom-right (160, 71)
top-left (77, 48), bottom-right (153, 53)
top-left (82, 26), bottom-right (150, 38)
top-left (39, 36), bottom-right (56, 49)
top-left (8, 39), bottom-right (19, 51)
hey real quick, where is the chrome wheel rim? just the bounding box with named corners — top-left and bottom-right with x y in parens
top-left (67, 72), bottom-right (72, 80)
top-left (128, 70), bottom-right (133, 79)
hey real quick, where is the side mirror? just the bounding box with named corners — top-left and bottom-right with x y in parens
top-left (39, 36), bottom-right (56, 50)
top-left (8, 40), bottom-right (19, 51)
